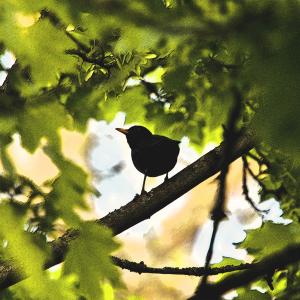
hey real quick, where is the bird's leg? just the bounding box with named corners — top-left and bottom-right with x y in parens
top-left (141, 174), bottom-right (147, 195)
top-left (164, 173), bottom-right (169, 182)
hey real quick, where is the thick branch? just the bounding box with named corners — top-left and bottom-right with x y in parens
top-left (188, 243), bottom-right (300, 299)
top-left (0, 132), bottom-right (254, 290)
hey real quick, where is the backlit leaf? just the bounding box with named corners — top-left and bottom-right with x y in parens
top-left (64, 223), bottom-right (121, 300)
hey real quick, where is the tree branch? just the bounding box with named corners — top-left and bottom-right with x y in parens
top-left (242, 155), bottom-right (268, 214)
top-left (195, 88), bottom-right (243, 294)
top-left (112, 256), bottom-right (254, 276)
top-left (65, 49), bottom-right (107, 68)
top-left (0, 132), bottom-right (254, 290)
top-left (188, 243), bottom-right (300, 299)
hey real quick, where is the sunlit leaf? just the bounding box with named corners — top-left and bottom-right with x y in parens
top-left (64, 223), bottom-right (121, 300)
top-left (237, 222), bottom-right (300, 260)
top-left (18, 97), bottom-right (70, 152)
top-left (235, 289), bottom-right (272, 300)
top-left (44, 148), bottom-right (91, 226)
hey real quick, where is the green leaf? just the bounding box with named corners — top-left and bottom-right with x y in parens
top-left (99, 86), bottom-right (150, 125)
top-left (17, 97), bottom-right (70, 152)
top-left (11, 274), bottom-right (77, 300)
top-left (212, 257), bottom-right (244, 281)
top-left (0, 204), bottom-right (46, 276)
top-left (44, 148), bottom-right (91, 226)
top-left (115, 26), bottom-right (162, 53)
top-left (64, 223), bottom-right (121, 300)
top-left (0, 7), bottom-right (76, 92)
top-left (66, 86), bottom-right (104, 131)
top-left (0, 115), bottom-right (17, 141)
top-left (248, 4), bottom-right (300, 160)
top-left (0, 146), bottom-right (16, 175)
top-left (212, 257), bottom-right (244, 268)
top-left (237, 222), bottom-right (300, 260)
top-left (164, 65), bottom-right (192, 92)
top-left (235, 289), bottom-right (272, 300)
top-left (0, 204), bottom-right (74, 299)
top-left (102, 282), bottom-right (115, 300)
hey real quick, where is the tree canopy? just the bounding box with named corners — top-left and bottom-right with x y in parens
top-left (0, 0), bottom-right (300, 299)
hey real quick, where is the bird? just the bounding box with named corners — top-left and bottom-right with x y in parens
top-left (116, 125), bottom-right (180, 194)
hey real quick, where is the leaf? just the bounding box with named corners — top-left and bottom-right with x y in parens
top-left (66, 86), bottom-right (104, 131)
top-left (237, 222), bottom-right (300, 260)
top-left (164, 65), bottom-right (192, 92)
top-left (17, 97), bottom-right (70, 152)
top-left (0, 146), bottom-right (16, 175)
top-left (11, 273), bottom-right (77, 300)
top-left (0, 204), bottom-right (75, 299)
top-left (248, 4), bottom-right (300, 160)
top-left (115, 26), bottom-right (162, 53)
top-left (212, 257), bottom-right (245, 281)
top-left (44, 148), bottom-right (91, 226)
top-left (235, 289), bottom-right (272, 300)
top-left (0, 7), bottom-right (76, 92)
top-left (0, 290), bottom-right (15, 300)
top-left (99, 86), bottom-right (150, 125)
top-left (64, 223), bottom-right (121, 300)
top-left (0, 115), bottom-right (17, 142)
top-left (0, 204), bottom-right (46, 276)
top-left (212, 257), bottom-right (244, 268)
top-left (102, 282), bottom-right (114, 300)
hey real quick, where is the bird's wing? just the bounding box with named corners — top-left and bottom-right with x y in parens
top-left (141, 135), bottom-right (180, 158)
top-left (150, 135), bottom-right (180, 147)
top-left (132, 134), bottom-right (180, 176)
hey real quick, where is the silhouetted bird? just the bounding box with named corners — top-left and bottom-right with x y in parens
top-left (116, 126), bottom-right (180, 194)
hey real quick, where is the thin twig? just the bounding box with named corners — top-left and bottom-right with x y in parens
top-left (112, 256), bottom-right (254, 276)
top-left (244, 157), bottom-right (266, 190)
top-left (254, 148), bottom-right (272, 169)
top-left (65, 49), bottom-right (106, 68)
top-left (193, 87), bottom-right (244, 297)
top-left (242, 156), bottom-right (269, 214)
top-left (247, 152), bottom-right (267, 168)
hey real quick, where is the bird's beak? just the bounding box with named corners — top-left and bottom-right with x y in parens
top-left (115, 128), bottom-right (128, 135)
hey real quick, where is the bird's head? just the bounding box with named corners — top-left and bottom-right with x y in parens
top-left (116, 125), bottom-right (152, 148)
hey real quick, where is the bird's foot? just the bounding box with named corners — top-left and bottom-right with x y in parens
top-left (164, 174), bottom-right (169, 182)
top-left (140, 190), bottom-right (148, 196)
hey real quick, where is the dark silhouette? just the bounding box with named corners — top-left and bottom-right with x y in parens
top-left (116, 126), bottom-right (180, 194)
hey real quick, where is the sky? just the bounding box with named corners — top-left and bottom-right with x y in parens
top-left (0, 50), bottom-right (15, 84)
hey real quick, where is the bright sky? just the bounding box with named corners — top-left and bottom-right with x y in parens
top-left (0, 50), bottom-right (15, 85)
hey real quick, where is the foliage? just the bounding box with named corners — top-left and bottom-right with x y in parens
top-left (237, 222), bottom-right (300, 260)
top-left (64, 223), bottom-right (121, 299)
top-left (235, 289), bottom-right (272, 300)
top-left (0, 0), bottom-right (299, 299)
